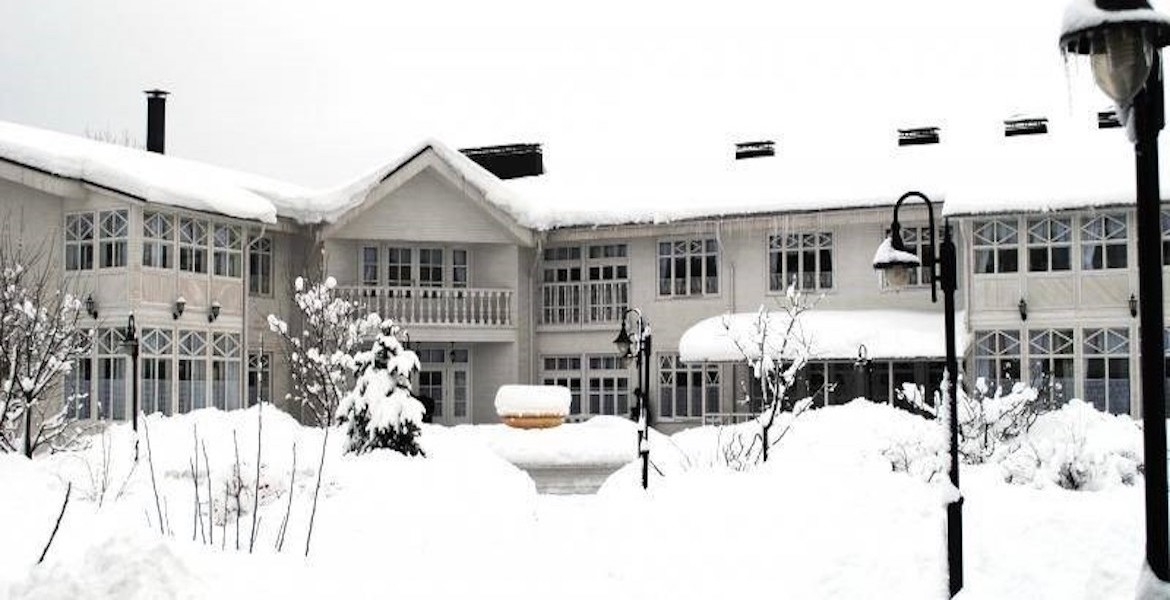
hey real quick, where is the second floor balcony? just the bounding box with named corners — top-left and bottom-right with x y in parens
top-left (337, 285), bottom-right (513, 327)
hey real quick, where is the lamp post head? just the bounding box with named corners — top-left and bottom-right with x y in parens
top-left (208, 301), bottom-right (221, 323)
top-left (172, 297), bottom-right (186, 320)
top-left (1130, 292), bottom-right (1139, 316)
top-left (1018, 298), bottom-right (1029, 321)
top-left (1061, 0), bottom-right (1170, 103)
top-left (613, 320), bottom-right (633, 359)
top-left (873, 221), bottom-right (922, 290)
top-left (84, 295), bottom-right (98, 319)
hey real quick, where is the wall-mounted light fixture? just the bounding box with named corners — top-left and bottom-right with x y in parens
top-left (1130, 293), bottom-right (1139, 318)
top-left (1018, 298), bottom-right (1028, 321)
top-left (172, 296), bottom-right (186, 320)
top-left (85, 295), bottom-right (98, 319)
top-left (208, 301), bottom-right (221, 323)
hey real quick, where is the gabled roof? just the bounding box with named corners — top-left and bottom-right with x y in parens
top-left (0, 120), bottom-right (304, 223)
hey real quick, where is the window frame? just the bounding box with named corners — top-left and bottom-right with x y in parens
top-left (143, 211), bottom-right (174, 270)
top-left (98, 209), bottom-right (129, 269)
top-left (657, 354), bottom-right (721, 421)
top-left (248, 235), bottom-right (273, 296)
top-left (247, 351), bottom-right (272, 407)
top-left (178, 217), bottom-right (209, 274)
top-left (212, 224), bottom-right (243, 278)
top-left (973, 329), bottom-right (1022, 394)
top-left (1026, 216), bottom-right (1073, 273)
top-left (64, 212), bottom-right (96, 271)
top-left (1083, 327), bottom-right (1131, 415)
top-left (1080, 213), bottom-right (1128, 271)
top-left (1027, 328), bottom-right (1075, 408)
top-left (657, 238), bottom-right (719, 298)
top-left (767, 231), bottom-right (834, 292)
top-left (972, 218), bottom-right (1020, 275)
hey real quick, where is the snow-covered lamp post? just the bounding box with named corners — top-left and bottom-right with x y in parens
top-left (614, 308), bottom-right (651, 490)
top-left (1060, 0), bottom-right (1170, 582)
top-left (872, 190), bottom-right (963, 597)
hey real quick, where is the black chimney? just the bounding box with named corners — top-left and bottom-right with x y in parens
top-left (145, 89), bottom-right (169, 154)
top-left (459, 144), bottom-right (543, 179)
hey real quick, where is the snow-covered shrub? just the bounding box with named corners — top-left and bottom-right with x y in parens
top-left (721, 285), bottom-right (818, 464)
top-left (336, 320), bottom-right (425, 456)
top-left (957, 377), bottom-right (1043, 464)
top-left (999, 399), bottom-right (1140, 490)
top-left (267, 276), bottom-right (381, 426)
top-left (0, 237), bottom-right (91, 456)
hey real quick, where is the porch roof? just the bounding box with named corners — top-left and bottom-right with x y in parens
top-left (678, 309), bottom-right (969, 364)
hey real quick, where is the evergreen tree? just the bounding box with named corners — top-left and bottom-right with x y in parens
top-left (337, 321), bottom-right (425, 456)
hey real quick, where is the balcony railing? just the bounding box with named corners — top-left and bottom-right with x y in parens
top-left (337, 286), bottom-right (512, 327)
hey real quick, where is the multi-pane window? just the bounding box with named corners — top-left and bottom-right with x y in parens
top-left (542, 247), bottom-right (583, 324)
top-left (1026, 217), bottom-right (1072, 272)
top-left (211, 333), bottom-right (241, 410)
top-left (973, 330), bottom-right (1021, 393)
top-left (95, 328), bottom-right (127, 420)
top-left (452, 250), bottom-right (468, 288)
top-left (1084, 328), bottom-right (1130, 415)
top-left (451, 349), bottom-right (469, 419)
top-left (658, 354), bottom-right (720, 420)
top-left (415, 347), bottom-right (470, 420)
top-left (247, 352), bottom-right (271, 407)
top-left (658, 239), bottom-right (718, 296)
top-left (973, 219), bottom-right (1019, 274)
top-left (587, 355), bottom-right (630, 417)
top-left (587, 244), bottom-right (628, 323)
top-left (248, 236), bottom-right (272, 296)
top-left (1081, 214), bottom-right (1128, 270)
top-left (143, 212), bottom-right (174, 269)
top-left (213, 224), bottom-right (242, 277)
top-left (178, 330), bottom-right (208, 413)
top-left (178, 218), bottom-right (208, 274)
top-left (141, 328), bottom-right (173, 416)
top-left (540, 245), bottom-right (629, 324)
top-left (98, 210), bottom-right (129, 268)
top-left (419, 248), bottom-right (444, 287)
top-left (882, 226), bottom-right (932, 286)
top-left (768, 232), bottom-right (833, 291)
top-left (64, 213), bottom-right (95, 271)
top-left (1028, 329), bottom-right (1074, 408)
top-left (361, 246), bottom-right (379, 286)
top-left (65, 357), bottom-right (92, 420)
top-left (386, 247), bottom-right (412, 286)
top-left (541, 356), bottom-right (584, 415)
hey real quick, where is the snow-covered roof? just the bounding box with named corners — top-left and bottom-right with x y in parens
top-left (679, 309), bottom-right (969, 363)
top-left (0, 120), bottom-right (307, 223)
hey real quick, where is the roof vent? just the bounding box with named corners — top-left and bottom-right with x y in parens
top-left (735, 140), bottom-right (775, 160)
top-left (1098, 109), bottom-right (1122, 129)
top-left (459, 143), bottom-right (543, 179)
top-left (898, 127), bottom-right (940, 146)
top-left (1004, 117), bottom-right (1048, 137)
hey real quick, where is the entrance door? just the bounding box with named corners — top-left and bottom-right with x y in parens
top-left (416, 346), bottom-right (471, 425)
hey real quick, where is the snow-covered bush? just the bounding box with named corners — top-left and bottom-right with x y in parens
top-left (957, 377), bottom-right (1043, 464)
top-left (721, 285), bottom-right (818, 464)
top-left (999, 399), bottom-right (1141, 491)
top-left (336, 320), bottom-right (425, 456)
top-left (267, 276), bottom-right (380, 426)
top-left (0, 238), bottom-right (91, 456)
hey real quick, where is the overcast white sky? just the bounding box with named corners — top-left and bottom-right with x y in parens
top-left (0, 0), bottom-right (1111, 188)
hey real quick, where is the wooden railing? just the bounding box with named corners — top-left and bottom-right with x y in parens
top-left (337, 286), bottom-right (513, 327)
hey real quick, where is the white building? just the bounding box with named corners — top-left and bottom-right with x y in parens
top-left (0, 103), bottom-right (1164, 433)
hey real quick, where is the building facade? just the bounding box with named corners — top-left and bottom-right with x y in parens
top-left (0, 117), bottom-right (1161, 435)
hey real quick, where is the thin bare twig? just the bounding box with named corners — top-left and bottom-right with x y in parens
top-left (276, 442), bottom-right (297, 552)
top-left (37, 482), bottom-right (71, 564)
top-left (305, 426), bottom-right (330, 557)
top-left (202, 441), bottom-right (213, 547)
top-left (249, 401), bottom-right (263, 553)
top-left (142, 418), bottom-right (164, 535)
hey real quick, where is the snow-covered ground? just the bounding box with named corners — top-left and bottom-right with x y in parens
top-left (0, 400), bottom-right (1158, 599)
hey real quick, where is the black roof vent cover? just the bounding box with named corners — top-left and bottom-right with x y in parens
top-left (459, 143), bottom-right (543, 179)
top-left (1098, 110), bottom-right (1122, 129)
top-left (1004, 117), bottom-right (1048, 137)
top-left (735, 140), bottom-right (775, 160)
top-left (898, 127), bottom-right (940, 146)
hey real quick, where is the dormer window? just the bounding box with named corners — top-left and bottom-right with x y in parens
top-left (735, 140), bottom-right (775, 159)
top-left (897, 127), bottom-right (940, 146)
top-left (1004, 117), bottom-right (1048, 137)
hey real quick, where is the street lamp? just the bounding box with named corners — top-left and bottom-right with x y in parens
top-left (119, 313), bottom-right (140, 435)
top-left (1061, 0), bottom-right (1170, 582)
top-left (614, 308), bottom-right (651, 490)
top-left (872, 191), bottom-right (963, 596)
